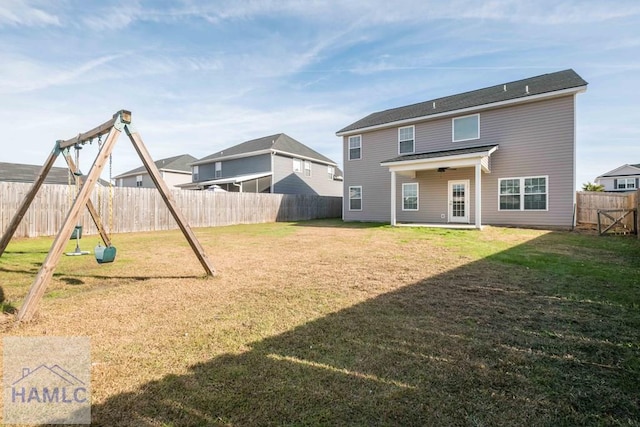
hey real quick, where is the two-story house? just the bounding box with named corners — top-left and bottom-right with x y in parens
top-left (595, 164), bottom-right (640, 192)
top-left (186, 133), bottom-right (342, 197)
top-left (114, 154), bottom-right (197, 189)
top-left (336, 69), bottom-right (588, 229)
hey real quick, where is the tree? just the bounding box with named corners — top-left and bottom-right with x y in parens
top-left (582, 182), bottom-right (604, 192)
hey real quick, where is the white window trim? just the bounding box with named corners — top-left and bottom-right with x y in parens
top-left (452, 113), bottom-right (480, 142)
top-left (498, 175), bottom-right (549, 212)
top-left (215, 161), bottom-right (222, 178)
top-left (348, 185), bottom-right (362, 211)
top-left (304, 160), bottom-right (312, 177)
top-left (328, 165), bottom-right (335, 180)
top-left (402, 182), bottom-right (419, 211)
top-left (136, 175), bottom-right (143, 187)
top-left (398, 125), bottom-right (415, 155)
top-left (348, 135), bottom-right (362, 161)
top-left (617, 178), bottom-right (636, 189)
top-left (293, 158), bottom-right (302, 173)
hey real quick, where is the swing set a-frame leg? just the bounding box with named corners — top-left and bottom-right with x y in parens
top-left (16, 126), bottom-right (123, 322)
top-left (0, 148), bottom-right (60, 257)
top-left (14, 110), bottom-right (216, 322)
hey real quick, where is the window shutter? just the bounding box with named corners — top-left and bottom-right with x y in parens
top-left (614, 179), bottom-right (618, 189)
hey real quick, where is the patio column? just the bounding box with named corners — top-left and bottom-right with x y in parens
top-left (390, 170), bottom-right (397, 226)
top-left (475, 163), bottom-right (482, 229)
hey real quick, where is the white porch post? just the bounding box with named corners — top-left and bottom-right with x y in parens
top-left (475, 163), bottom-right (482, 229)
top-left (390, 170), bottom-right (397, 226)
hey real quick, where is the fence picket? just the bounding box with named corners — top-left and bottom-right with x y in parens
top-left (0, 182), bottom-right (342, 238)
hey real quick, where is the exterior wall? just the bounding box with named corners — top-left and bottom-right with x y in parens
top-left (161, 171), bottom-right (193, 188)
top-left (117, 171), bottom-right (191, 189)
top-left (272, 154), bottom-right (342, 196)
top-left (395, 169), bottom-right (477, 224)
top-left (197, 154), bottom-right (271, 182)
top-left (595, 166), bottom-right (640, 192)
top-left (596, 176), bottom-right (640, 192)
top-left (343, 95), bottom-right (578, 227)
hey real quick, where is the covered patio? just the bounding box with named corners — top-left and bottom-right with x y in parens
top-left (380, 145), bottom-right (498, 229)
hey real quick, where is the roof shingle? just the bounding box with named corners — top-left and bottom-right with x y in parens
top-left (196, 133), bottom-right (336, 165)
top-left (338, 69), bottom-right (587, 134)
top-left (114, 154), bottom-right (197, 178)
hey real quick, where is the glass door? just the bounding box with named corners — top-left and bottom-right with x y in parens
top-left (448, 180), bottom-right (469, 223)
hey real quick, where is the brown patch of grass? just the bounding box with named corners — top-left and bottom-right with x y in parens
top-left (0, 220), bottom-right (638, 425)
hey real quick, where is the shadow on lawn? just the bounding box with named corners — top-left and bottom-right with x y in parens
top-left (89, 232), bottom-right (639, 426)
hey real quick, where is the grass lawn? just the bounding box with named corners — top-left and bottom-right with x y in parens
top-left (1, 220), bottom-right (639, 426)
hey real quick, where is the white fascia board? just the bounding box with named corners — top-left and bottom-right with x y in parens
top-left (381, 147), bottom-right (497, 173)
top-left (336, 86), bottom-right (588, 136)
top-left (161, 168), bottom-right (192, 175)
top-left (192, 149), bottom-right (272, 166)
top-left (113, 170), bottom-right (147, 179)
top-left (272, 149), bottom-right (337, 166)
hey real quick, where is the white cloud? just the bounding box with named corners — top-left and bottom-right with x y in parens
top-left (0, 0), bottom-right (60, 27)
top-left (0, 54), bottom-right (124, 94)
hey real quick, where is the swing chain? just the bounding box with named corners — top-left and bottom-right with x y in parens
top-left (109, 153), bottom-right (113, 233)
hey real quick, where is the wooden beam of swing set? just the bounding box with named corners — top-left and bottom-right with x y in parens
top-left (3, 110), bottom-right (216, 322)
top-left (62, 150), bottom-right (112, 247)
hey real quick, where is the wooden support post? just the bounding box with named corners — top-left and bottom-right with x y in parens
top-left (17, 127), bottom-right (122, 322)
top-left (0, 146), bottom-right (60, 257)
top-left (61, 151), bottom-right (111, 246)
top-left (126, 128), bottom-right (216, 276)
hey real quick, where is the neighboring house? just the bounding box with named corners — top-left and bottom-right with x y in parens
top-left (594, 164), bottom-right (640, 192)
top-left (184, 133), bottom-right (343, 197)
top-left (114, 154), bottom-right (197, 189)
top-left (0, 161), bottom-right (108, 186)
top-left (336, 69), bottom-right (588, 229)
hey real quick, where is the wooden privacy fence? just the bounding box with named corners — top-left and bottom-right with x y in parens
top-left (0, 182), bottom-right (342, 238)
top-left (576, 191), bottom-right (638, 234)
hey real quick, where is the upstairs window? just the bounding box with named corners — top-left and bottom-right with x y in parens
top-left (215, 162), bottom-right (222, 178)
top-left (348, 135), bottom-right (361, 160)
top-left (328, 165), bottom-right (335, 180)
top-left (304, 160), bottom-right (312, 177)
top-left (293, 158), bottom-right (302, 173)
top-left (136, 175), bottom-right (143, 187)
top-left (398, 126), bottom-right (415, 154)
top-left (192, 165), bottom-right (199, 181)
top-left (453, 114), bottom-right (480, 142)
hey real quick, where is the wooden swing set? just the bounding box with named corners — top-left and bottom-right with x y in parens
top-left (0, 110), bottom-right (216, 322)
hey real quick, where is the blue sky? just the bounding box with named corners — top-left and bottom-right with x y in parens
top-left (1, 0), bottom-right (639, 188)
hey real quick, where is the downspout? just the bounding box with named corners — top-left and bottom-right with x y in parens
top-left (270, 150), bottom-right (275, 193)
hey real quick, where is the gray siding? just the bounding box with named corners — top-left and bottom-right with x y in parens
top-left (273, 154), bottom-right (342, 196)
top-left (118, 171), bottom-right (190, 188)
top-left (197, 154), bottom-right (271, 182)
top-left (343, 95), bottom-right (577, 227)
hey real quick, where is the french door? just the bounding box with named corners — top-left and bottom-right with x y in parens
top-left (448, 180), bottom-right (469, 223)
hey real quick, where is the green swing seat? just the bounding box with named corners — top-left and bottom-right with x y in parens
top-left (94, 243), bottom-right (117, 264)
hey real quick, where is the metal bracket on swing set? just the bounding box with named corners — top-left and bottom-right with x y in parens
top-left (0, 110), bottom-right (216, 323)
